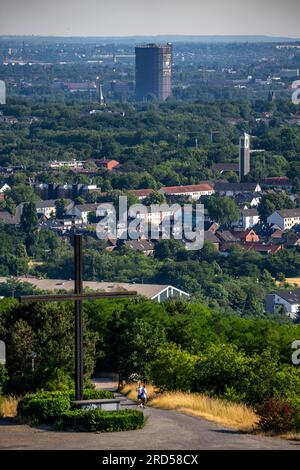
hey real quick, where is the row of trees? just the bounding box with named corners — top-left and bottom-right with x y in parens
top-left (1, 297), bottom-right (300, 407)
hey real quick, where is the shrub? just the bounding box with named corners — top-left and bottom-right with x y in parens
top-left (17, 392), bottom-right (70, 423)
top-left (78, 389), bottom-right (114, 400)
top-left (0, 364), bottom-right (8, 395)
top-left (17, 389), bottom-right (115, 424)
top-left (149, 343), bottom-right (197, 391)
top-left (257, 397), bottom-right (296, 433)
top-left (54, 408), bottom-right (144, 432)
top-left (40, 368), bottom-right (73, 392)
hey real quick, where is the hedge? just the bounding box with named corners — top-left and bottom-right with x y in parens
top-left (17, 389), bottom-right (113, 423)
top-left (18, 392), bottom-right (70, 423)
top-left (70, 389), bottom-right (114, 400)
top-left (53, 408), bottom-right (144, 432)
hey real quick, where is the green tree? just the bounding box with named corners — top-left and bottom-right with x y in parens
top-left (149, 343), bottom-right (197, 391)
top-left (21, 202), bottom-right (38, 233)
top-left (206, 195), bottom-right (240, 225)
top-left (55, 198), bottom-right (67, 219)
top-left (144, 191), bottom-right (165, 205)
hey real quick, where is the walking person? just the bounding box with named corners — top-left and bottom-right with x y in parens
top-left (139, 383), bottom-right (147, 408)
top-left (136, 383), bottom-right (143, 407)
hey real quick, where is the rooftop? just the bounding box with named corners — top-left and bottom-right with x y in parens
top-left (0, 276), bottom-right (189, 301)
top-left (36, 199), bottom-right (72, 209)
top-left (214, 182), bottom-right (261, 192)
top-left (276, 289), bottom-right (300, 304)
top-left (161, 183), bottom-right (214, 193)
top-left (277, 208), bottom-right (300, 218)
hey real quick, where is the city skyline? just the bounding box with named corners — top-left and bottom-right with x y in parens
top-left (0, 0), bottom-right (299, 38)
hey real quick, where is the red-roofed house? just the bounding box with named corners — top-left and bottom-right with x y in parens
top-left (94, 159), bottom-right (120, 171)
top-left (261, 177), bottom-right (293, 191)
top-left (160, 183), bottom-right (214, 200)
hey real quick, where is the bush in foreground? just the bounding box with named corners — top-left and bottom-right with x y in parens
top-left (17, 392), bottom-right (70, 423)
top-left (17, 389), bottom-right (114, 423)
top-left (53, 408), bottom-right (144, 432)
top-left (257, 397), bottom-right (300, 433)
top-left (17, 390), bottom-right (143, 432)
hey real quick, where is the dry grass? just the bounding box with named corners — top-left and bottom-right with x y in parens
top-left (150, 392), bottom-right (258, 431)
top-left (121, 384), bottom-right (258, 432)
top-left (275, 277), bottom-right (300, 287)
top-left (0, 396), bottom-right (19, 418)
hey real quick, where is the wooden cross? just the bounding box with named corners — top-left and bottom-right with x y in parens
top-left (19, 234), bottom-right (137, 400)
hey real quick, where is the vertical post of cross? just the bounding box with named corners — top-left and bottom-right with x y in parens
top-left (74, 233), bottom-right (83, 401)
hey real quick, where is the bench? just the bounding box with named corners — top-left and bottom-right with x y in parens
top-left (71, 398), bottom-right (122, 411)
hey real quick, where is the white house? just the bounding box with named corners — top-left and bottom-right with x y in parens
top-left (128, 206), bottom-right (177, 226)
top-left (241, 208), bottom-right (260, 229)
top-left (68, 203), bottom-right (100, 223)
top-left (48, 159), bottom-right (84, 170)
top-left (36, 199), bottom-right (73, 219)
top-left (160, 183), bottom-right (214, 200)
top-left (0, 183), bottom-right (11, 193)
top-left (273, 290), bottom-right (300, 319)
top-left (267, 209), bottom-right (300, 231)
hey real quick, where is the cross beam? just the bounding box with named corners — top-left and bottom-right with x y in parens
top-left (19, 291), bottom-right (138, 303)
top-left (19, 234), bottom-right (137, 400)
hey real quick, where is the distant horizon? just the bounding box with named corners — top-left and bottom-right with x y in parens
top-left (0, 1), bottom-right (299, 38)
top-left (1, 34), bottom-right (299, 43)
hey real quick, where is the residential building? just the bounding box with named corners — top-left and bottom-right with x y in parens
top-left (204, 231), bottom-right (220, 250)
top-left (124, 240), bottom-right (154, 256)
top-left (48, 159), bottom-right (84, 170)
top-left (216, 230), bottom-right (240, 244)
top-left (241, 208), bottom-right (260, 229)
top-left (128, 189), bottom-right (155, 200)
top-left (239, 229), bottom-right (260, 243)
top-left (135, 43), bottom-right (172, 101)
top-left (233, 193), bottom-right (261, 207)
top-left (267, 209), bottom-right (300, 231)
top-left (93, 159), bottom-right (120, 171)
top-left (0, 203), bottom-right (23, 225)
top-left (266, 289), bottom-right (300, 319)
top-left (160, 183), bottom-right (214, 200)
top-left (261, 177), bottom-right (293, 191)
top-left (37, 217), bottom-right (84, 234)
top-left (0, 182), bottom-right (10, 194)
top-left (36, 199), bottom-right (73, 219)
top-left (242, 243), bottom-right (282, 254)
top-left (239, 133), bottom-right (251, 181)
top-left (68, 203), bottom-right (100, 223)
top-left (63, 82), bottom-right (97, 92)
top-left (214, 182), bottom-right (261, 196)
top-left (129, 206), bottom-right (176, 226)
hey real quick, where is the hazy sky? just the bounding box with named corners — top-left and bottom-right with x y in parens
top-left (0, 0), bottom-right (299, 38)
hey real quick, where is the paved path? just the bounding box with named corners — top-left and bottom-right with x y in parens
top-left (0, 380), bottom-right (299, 450)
